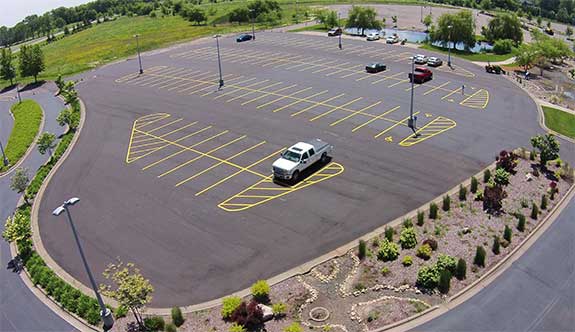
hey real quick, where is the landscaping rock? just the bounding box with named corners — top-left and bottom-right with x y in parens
top-left (258, 304), bottom-right (274, 321)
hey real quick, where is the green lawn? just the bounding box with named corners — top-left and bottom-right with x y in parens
top-left (542, 106), bottom-right (575, 139)
top-left (419, 44), bottom-right (515, 62)
top-left (1, 100), bottom-right (43, 172)
top-left (289, 24), bottom-right (330, 32)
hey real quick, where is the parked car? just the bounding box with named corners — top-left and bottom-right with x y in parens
top-left (427, 57), bottom-right (443, 67)
top-left (386, 35), bottom-right (399, 44)
top-left (236, 34), bottom-right (253, 42)
top-left (328, 28), bottom-right (342, 36)
top-left (366, 32), bottom-right (380, 41)
top-left (272, 139), bottom-right (333, 182)
top-left (413, 54), bottom-right (428, 64)
top-left (365, 63), bottom-right (387, 73)
top-left (408, 67), bottom-right (433, 83)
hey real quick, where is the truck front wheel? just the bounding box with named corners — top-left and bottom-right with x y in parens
top-left (292, 170), bottom-right (300, 182)
top-left (321, 153), bottom-right (328, 163)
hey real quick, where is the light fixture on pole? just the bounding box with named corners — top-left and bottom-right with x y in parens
top-left (52, 198), bottom-right (114, 331)
top-left (447, 25), bottom-right (453, 68)
top-left (408, 56), bottom-right (418, 136)
top-left (249, 9), bottom-right (256, 40)
top-left (0, 139), bottom-right (8, 167)
top-left (214, 35), bottom-right (224, 90)
top-left (134, 34), bottom-right (143, 74)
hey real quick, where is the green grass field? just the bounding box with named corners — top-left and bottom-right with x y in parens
top-left (419, 44), bottom-right (515, 62)
top-left (1, 100), bottom-right (43, 172)
top-left (542, 106), bottom-right (575, 139)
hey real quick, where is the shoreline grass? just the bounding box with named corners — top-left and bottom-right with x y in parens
top-left (419, 43), bottom-right (515, 62)
top-left (542, 106), bottom-right (575, 139)
top-left (1, 100), bottom-right (43, 172)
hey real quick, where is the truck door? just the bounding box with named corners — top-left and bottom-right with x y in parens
top-left (301, 151), bottom-right (309, 164)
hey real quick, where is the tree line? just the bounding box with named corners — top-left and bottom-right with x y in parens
top-left (0, 45), bottom-right (45, 85)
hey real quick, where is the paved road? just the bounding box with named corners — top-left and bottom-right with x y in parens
top-left (417, 193), bottom-right (575, 332)
top-left (37, 32), bottom-right (574, 307)
top-left (0, 85), bottom-right (74, 332)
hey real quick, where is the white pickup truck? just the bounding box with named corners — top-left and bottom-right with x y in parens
top-left (272, 139), bottom-right (333, 182)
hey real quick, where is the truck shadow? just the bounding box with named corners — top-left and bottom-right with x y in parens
top-left (272, 157), bottom-right (333, 187)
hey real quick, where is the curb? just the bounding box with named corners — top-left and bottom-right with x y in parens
top-left (0, 101), bottom-right (45, 178)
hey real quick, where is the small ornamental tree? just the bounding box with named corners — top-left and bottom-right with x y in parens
top-left (442, 195), bottom-right (451, 211)
top-left (230, 300), bottom-right (264, 329)
top-left (474, 246), bottom-right (486, 267)
top-left (503, 225), bottom-right (512, 243)
top-left (99, 260), bottom-right (154, 329)
top-left (470, 176), bottom-right (478, 193)
top-left (399, 227), bottom-right (417, 249)
top-left (483, 182), bottom-right (506, 212)
top-left (57, 108), bottom-right (80, 131)
top-left (531, 134), bottom-right (560, 166)
top-left (438, 269), bottom-right (451, 294)
top-left (377, 239), bottom-right (399, 261)
top-left (493, 168), bottom-right (511, 186)
top-left (2, 208), bottom-right (31, 245)
top-left (37, 132), bottom-right (57, 155)
top-left (417, 210), bottom-right (425, 226)
top-left (483, 169), bottom-right (491, 183)
top-left (517, 213), bottom-right (526, 232)
top-left (171, 306), bottom-right (184, 327)
top-left (384, 226), bottom-right (394, 241)
top-left (429, 202), bottom-right (438, 219)
top-left (496, 150), bottom-right (518, 173)
top-left (531, 202), bottom-right (539, 219)
top-left (540, 194), bottom-right (548, 210)
top-left (10, 168), bottom-right (30, 204)
top-left (492, 236), bottom-right (500, 255)
top-left (459, 184), bottom-right (467, 201)
top-left (455, 258), bottom-right (467, 280)
top-left (358, 239), bottom-right (367, 260)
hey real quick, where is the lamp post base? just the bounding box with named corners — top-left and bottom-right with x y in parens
top-left (102, 308), bottom-right (114, 331)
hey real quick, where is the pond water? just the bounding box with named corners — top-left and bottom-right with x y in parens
top-left (344, 27), bottom-right (493, 53)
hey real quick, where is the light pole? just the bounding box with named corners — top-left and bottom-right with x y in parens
top-left (249, 9), bottom-right (255, 40)
top-left (52, 198), bottom-right (114, 331)
top-left (408, 56), bottom-right (418, 136)
top-left (421, 6), bottom-right (423, 23)
top-left (338, 12), bottom-right (342, 50)
top-left (447, 25), bottom-right (453, 68)
top-left (15, 82), bottom-right (21, 103)
top-left (214, 34), bottom-right (224, 90)
top-left (134, 34), bottom-right (143, 74)
top-left (0, 139), bottom-right (8, 167)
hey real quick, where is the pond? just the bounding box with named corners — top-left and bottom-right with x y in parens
top-left (344, 27), bottom-right (493, 53)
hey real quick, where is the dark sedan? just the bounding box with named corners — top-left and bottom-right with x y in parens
top-left (365, 63), bottom-right (387, 73)
top-left (236, 34), bottom-right (253, 42)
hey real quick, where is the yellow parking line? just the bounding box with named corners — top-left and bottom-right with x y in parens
top-left (159, 133), bottom-right (244, 178)
top-left (352, 105), bottom-right (400, 132)
top-left (371, 72), bottom-right (404, 85)
top-left (143, 118), bottom-right (183, 134)
top-left (441, 86), bottom-right (463, 100)
top-left (155, 70), bottom-right (204, 89)
top-left (270, 90), bottom-right (328, 113)
top-left (214, 79), bottom-right (269, 100)
top-left (309, 97), bottom-right (363, 122)
top-left (141, 126), bottom-right (215, 170)
top-left (423, 81), bottom-right (451, 95)
top-left (140, 68), bottom-right (189, 86)
top-left (194, 148), bottom-right (284, 196)
top-left (290, 93), bottom-right (345, 117)
top-left (388, 79), bottom-right (410, 88)
top-left (175, 141), bottom-right (267, 186)
top-left (241, 84), bottom-right (297, 106)
top-left (330, 101), bottom-right (382, 126)
top-left (256, 87), bottom-right (312, 109)
top-left (374, 112), bottom-right (420, 138)
top-left (324, 63), bottom-right (352, 76)
top-left (226, 82), bottom-right (283, 103)
top-left (197, 76), bottom-right (247, 96)
top-left (404, 83), bottom-right (425, 92)
top-left (166, 71), bottom-right (214, 91)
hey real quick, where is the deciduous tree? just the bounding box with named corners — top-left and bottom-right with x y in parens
top-left (0, 48), bottom-right (16, 85)
top-left (37, 132), bottom-right (57, 155)
top-left (431, 10), bottom-right (475, 50)
top-left (18, 44), bottom-right (45, 83)
top-left (346, 6), bottom-right (382, 36)
top-left (10, 168), bottom-right (30, 204)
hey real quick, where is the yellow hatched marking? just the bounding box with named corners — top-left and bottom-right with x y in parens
top-left (194, 148), bottom-right (284, 196)
top-left (218, 162), bottom-right (344, 212)
top-left (399, 116), bottom-right (457, 147)
top-left (374, 112), bottom-right (420, 139)
top-left (352, 106), bottom-right (401, 132)
top-left (309, 97), bottom-right (363, 122)
top-left (126, 113), bottom-right (171, 163)
top-left (459, 89), bottom-right (489, 109)
top-left (175, 141), bottom-right (266, 186)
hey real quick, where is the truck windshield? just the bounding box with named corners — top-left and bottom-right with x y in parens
top-left (282, 150), bottom-right (301, 162)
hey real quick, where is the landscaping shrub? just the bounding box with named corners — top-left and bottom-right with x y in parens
top-left (442, 195), bottom-right (451, 211)
top-left (436, 254), bottom-right (457, 274)
top-left (530, 150), bottom-right (535, 161)
top-left (416, 244), bottom-right (432, 260)
top-left (230, 323), bottom-right (247, 332)
top-left (422, 238), bottom-right (438, 251)
top-left (531, 202), bottom-right (539, 219)
top-left (517, 213), bottom-right (526, 232)
top-left (438, 269), bottom-right (452, 294)
top-left (251, 280), bottom-right (270, 303)
top-left (493, 168), bottom-right (511, 186)
top-left (493, 39), bottom-right (514, 54)
top-left (399, 227), bottom-right (417, 249)
top-left (85, 308), bottom-right (101, 326)
top-left (483, 169), bottom-right (491, 183)
top-left (470, 176), bottom-right (478, 193)
top-left (284, 322), bottom-right (303, 332)
top-left (377, 239), bottom-right (399, 261)
top-left (230, 300), bottom-right (264, 329)
top-left (171, 306), bottom-right (184, 327)
top-left (503, 225), bottom-right (512, 243)
top-left (520, 198), bottom-right (529, 208)
top-left (540, 194), bottom-right (548, 210)
top-left (475, 189), bottom-right (484, 201)
top-left (429, 202), bottom-right (438, 219)
top-left (455, 258), bottom-right (467, 280)
top-left (222, 296), bottom-right (242, 319)
top-left (272, 302), bottom-right (286, 317)
top-left (416, 265), bottom-right (440, 290)
top-left (381, 266), bottom-right (390, 276)
top-left (384, 226), bottom-right (394, 241)
top-left (533, 167), bottom-right (540, 177)
top-left (459, 185), bottom-right (467, 201)
top-left (358, 239), bottom-right (367, 260)
top-left (165, 323), bottom-right (177, 332)
top-left (144, 316), bottom-right (165, 331)
top-left (496, 150), bottom-right (518, 173)
top-left (474, 246), bottom-right (486, 267)
top-left (483, 183), bottom-right (506, 212)
top-left (492, 236), bottom-right (500, 255)
top-left (402, 255), bottom-right (413, 266)
top-left (403, 218), bottom-right (413, 229)
top-left (417, 210), bottom-right (425, 226)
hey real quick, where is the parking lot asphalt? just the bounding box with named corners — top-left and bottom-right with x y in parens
top-left (37, 32), bottom-right (560, 307)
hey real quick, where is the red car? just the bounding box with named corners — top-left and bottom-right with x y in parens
top-left (408, 67), bottom-right (433, 83)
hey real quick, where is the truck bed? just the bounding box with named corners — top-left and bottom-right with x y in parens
top-left (308, 139), bottom-right (330, 153)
